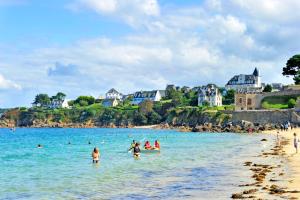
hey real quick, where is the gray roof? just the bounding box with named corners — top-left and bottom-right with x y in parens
top-left (106, 88), bottom-right (122, 95)
top-left (134, 90), bottom-right (158, 98)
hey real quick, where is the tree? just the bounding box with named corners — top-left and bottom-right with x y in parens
top-left (288, 98), bottom-right (296, 108)
top-left (53, 92), bottom-right (66, 101)
top-left (283, 54), bottom-right (300, 84)
top-left (34, 94), bottom-right (51, 106)
top-left (139, 100), bottom-right (153, 114)
top-left (74, 96), bottom-right (95, 105)
top-left (293, 71), bottom-right (300, 85)
top-left (222, 89), bottom-right (235, 105)
top-left (263, 84), bottom-right (272, 92)
top-left (147, 111), bottom-right (162, 124)
top-left (133, 111), bottom-right (147, 125)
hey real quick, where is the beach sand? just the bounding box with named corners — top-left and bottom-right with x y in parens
top-left (233, 128), bottom-right (300, 199)
top-left (265, 128), bottom-right (300, 199)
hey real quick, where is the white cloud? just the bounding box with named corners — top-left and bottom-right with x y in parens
top-left (231, 0), bottom-right (300, 23)
top-left (69, 0), bottom-right (160, 27)
top-left (0, 74), bottom-right (21, 90)
top-left (2, 0), bottom-right (300, 107)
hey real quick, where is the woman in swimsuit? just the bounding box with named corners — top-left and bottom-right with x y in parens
top-left (133, 143), bottom-right (141, 158)
top-left (92, 147), bottom-right (100, 163)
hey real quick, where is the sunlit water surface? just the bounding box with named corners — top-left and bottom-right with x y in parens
top-left (0, 128), bottom-right (274, 200)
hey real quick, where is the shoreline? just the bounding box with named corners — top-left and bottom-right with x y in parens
top-left (232, 128), bottom-right (300, 199)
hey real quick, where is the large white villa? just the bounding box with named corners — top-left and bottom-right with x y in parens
top-left (198, 84), bottom-right (222, 107)
top-left (225, 68), bottom-right (262, 91)
top-left (131, 90), bottom-right (165, 105)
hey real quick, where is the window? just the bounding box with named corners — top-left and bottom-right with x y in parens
top-left (239, 98), bottom-right (243, 104)
top-left (247, 98), bottom-right (252, 105)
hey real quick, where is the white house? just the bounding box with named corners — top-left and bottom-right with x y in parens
top-left (131, 90), bottom-right (165, 105)
top-left (225, 68), bottom-right (262, 91)
top-left (105, 88), bottom-right (123, 100)
top-left (198, 84), bottom-right (222, 107)
top-left (49, 99), bottom-right (69, 109)
top-left (102, 99), bottom-right (119, 107)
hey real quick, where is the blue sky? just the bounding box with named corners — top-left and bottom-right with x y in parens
top-left (0, 0), bottom-right (300, 107)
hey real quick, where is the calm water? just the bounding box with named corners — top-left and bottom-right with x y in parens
top-left (0, 128), bottom-right (274, 200)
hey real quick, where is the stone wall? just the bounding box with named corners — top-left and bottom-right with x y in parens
top-left (235, 90), bottom-right (300, 111)
top-left (229, 109), bottom-right (300, 124)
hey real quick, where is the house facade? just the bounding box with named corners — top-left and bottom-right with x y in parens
top-left (198, 84), bottom-right (222, 107)
top-left (131, 90), bottom-right (165, 105)
top-left (234, 92), bottom-right (259, 111)
top-left (105, 88), bottom-right (123, 100)
top-left (102, 99), bottom-right (119, 107)
top-left (225, 68), bottom-right (262, 91)
top-left (49, 99), bottom-right (69, 109)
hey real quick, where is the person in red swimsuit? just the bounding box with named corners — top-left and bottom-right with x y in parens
top-left (144, 141), bottom-right (152, 150)
top-left (154, 140), bottom-right (160, 150)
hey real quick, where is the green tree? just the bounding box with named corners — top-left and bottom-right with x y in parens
top-left (222, 89), bottom-right (235, 105)
top-left (52, 92), bottom-right (66, 101)
top-left (34, 94), bottom-right (51, 106)
top-left (79, 100), bottom-right (88, 107)
top-left (283, 54), bottom-right (300, 84)
top-left (133, 111), bottom-right (147, 125)
top-left (139, 100), bottom-right (153, 114)
top-left (263, 84), bottom-right (272, 92)
top-left (147, 111), bottom-right (162, 124)
top-left (288, 98), bottom-right (296, 108)
top-left (75, 96), bottom-right (95, 105)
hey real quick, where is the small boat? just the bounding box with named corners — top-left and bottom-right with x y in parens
top-left (140, 149), bottom-right (160, 153)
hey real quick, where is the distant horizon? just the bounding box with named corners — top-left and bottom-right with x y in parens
top-left (1, 0), bottom-right (299, 107)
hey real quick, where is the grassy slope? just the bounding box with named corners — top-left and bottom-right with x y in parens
top-left (261, 95), bottom-right (299, 109)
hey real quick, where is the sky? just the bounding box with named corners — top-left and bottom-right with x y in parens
top-left (0, 0), bottom-right (300, 107)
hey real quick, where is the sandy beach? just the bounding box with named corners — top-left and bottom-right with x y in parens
top-left (233, 128), bottom-right (300, 199)
top-left (265, 128), bottom-right (300, 199)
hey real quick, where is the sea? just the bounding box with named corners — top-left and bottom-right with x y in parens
top-left (0, 128), bottom-right (274, 200)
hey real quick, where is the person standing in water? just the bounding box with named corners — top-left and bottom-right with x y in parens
top-left (128, 140), bottom-right (136, 151)
top-left (294, 133), bottom-right (299, 154)
top-left (92, 147), bottom-right (100, 163)
top-left (133, 142), bottom-right (141, 158)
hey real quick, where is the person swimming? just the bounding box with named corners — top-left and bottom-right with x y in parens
top-left (133, 142), bottom-right (141, 158)
top-left (37, 144), bottom-right (43, 148)
top-left (91, 147), bottom-right (100, 163)
top-left (154, 140), bottom-right (160, 150)
top-left (144, 141), bottom-right (152, 150)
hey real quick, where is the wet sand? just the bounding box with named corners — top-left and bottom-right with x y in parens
top-left (232, 129), bottom-right (300, 199)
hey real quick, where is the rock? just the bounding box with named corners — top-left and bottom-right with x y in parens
top-left (243, 189), bottom-right (258, 194)
top-left (231, 193), bottom-right (244, 199)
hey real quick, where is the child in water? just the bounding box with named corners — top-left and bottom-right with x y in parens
top-left (92, 147), bottom-right (100, 163)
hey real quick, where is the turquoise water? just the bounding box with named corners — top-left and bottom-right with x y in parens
top-left (0, 128), bottom-right (274, 200)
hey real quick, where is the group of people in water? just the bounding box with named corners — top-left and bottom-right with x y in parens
top-left (90, 139), bottom-right (161, 163)
top-left (128, 140), bottom-right (160, 158)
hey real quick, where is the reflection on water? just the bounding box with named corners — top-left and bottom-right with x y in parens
top-left (0, 128), bottom-right (274, 199)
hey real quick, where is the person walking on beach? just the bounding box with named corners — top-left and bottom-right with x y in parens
top-left (92, 147), bottom-right (100, 163)
top-left (293, 133), bottom-right (299, 154)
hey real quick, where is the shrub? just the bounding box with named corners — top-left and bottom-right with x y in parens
top-left (288, 98), bottom-right (296, 108)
